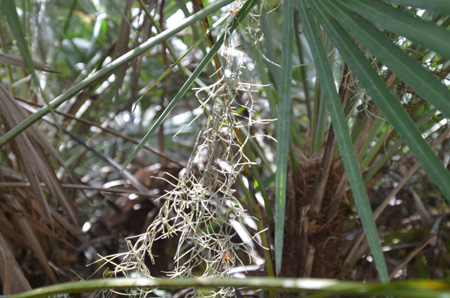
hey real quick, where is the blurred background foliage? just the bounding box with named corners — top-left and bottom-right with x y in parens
top-left (0, 0), bottom-right (449, 297)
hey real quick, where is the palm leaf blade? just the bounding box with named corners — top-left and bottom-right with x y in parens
top-left (275, 0), bottom-right (295, 275)
top-left (298, 0), bottom-right (389, 283)
top-left (313, 0), bottom-right (450, 204)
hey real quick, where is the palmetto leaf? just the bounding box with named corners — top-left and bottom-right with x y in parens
top-left (274, 0), bottom-right (295, 275)
top-left (385, 0), bottom-right (450, 15)
top-left (297, 0), bottom-right (389, 283)
top-left (333, 0), bottom-right (450, 120)
top-left (287, 0), bottom-right (450, 281)
top-left (312, 0), bottom-right (450, 204)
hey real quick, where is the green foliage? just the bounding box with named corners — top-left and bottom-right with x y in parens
top-left (274, 0), bottom-right (294, 275)
top-left (10, 277), bottom-right (450, 298)
top-left (0, 0), bottom-right (449, 297)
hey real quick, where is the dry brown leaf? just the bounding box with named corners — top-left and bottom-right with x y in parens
top-left (0, 83), bottom-right (86, 281)
top-left (0, 232), bottom-right (32, 295)
top-left (7, 196), bottom-right (57, 283)
top-left (0, 89), bottom-right (53, 221)
top-left (0, 208), bottom-right (28, 249)
top-left (0, 84), bottom-right (78, 225)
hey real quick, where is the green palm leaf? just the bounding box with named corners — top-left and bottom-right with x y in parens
top-left (297, 0), bottom-right (389, 283)
top-left (312, 0), bottom-right (450, 204)
top-left (385, 0), bottom-right (450, 15)
top-left (275, 0), bottom-right (295, 275)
